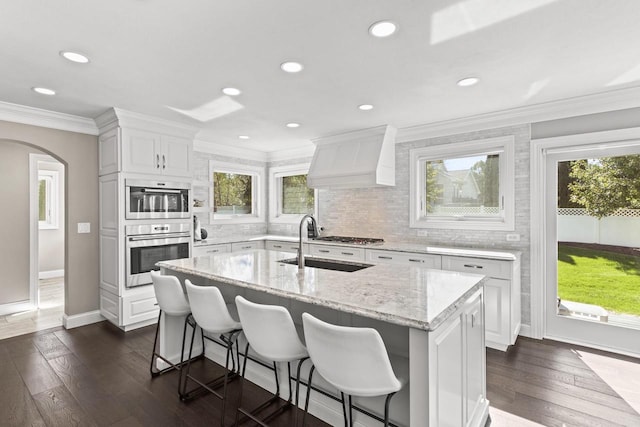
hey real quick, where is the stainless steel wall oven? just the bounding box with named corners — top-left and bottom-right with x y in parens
top-left (126, 223), bottom-right (190, 288)
top-left (125, 179), bottom-right (190, 220)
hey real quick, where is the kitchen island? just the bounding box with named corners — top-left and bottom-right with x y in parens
top-left (157, 249), bottom-right (490, 426)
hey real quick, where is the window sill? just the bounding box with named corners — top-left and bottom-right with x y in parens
top-left (411, 218), bottom-right (514, 231)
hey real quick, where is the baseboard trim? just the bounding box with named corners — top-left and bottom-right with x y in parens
top-left (39, 269), bottom-right (64, 280)
top-left (518, 323), bottom-right (534, 338)
top-left (0, 301), bottom-right (35, 316)
top-left (63, 310), bottom-right (104, 329)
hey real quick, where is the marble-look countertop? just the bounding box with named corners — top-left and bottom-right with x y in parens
top-left (194, 234), bottom-right (519, 261)
top-left (158, 249), bottom-right (486, 331)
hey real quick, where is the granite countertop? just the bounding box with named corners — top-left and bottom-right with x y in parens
top-left (158, 249), bottom-right (486, 331)
top-left (194, 234), bottom-right (519, 261)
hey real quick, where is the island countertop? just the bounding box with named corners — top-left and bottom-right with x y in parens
top-left (157, 249), bottom-right (486, 331)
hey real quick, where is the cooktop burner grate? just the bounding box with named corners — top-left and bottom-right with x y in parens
top-left (313, 236), bottom-right (384, 245)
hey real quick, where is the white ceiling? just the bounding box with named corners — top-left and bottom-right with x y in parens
top-left (2, 0), bottom-right (640, 152)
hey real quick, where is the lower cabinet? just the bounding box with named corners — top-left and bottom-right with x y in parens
top-left (427, 289), bottom-right (488, 426)
top-left (308, 244), bottom-right (366, 261)
top-left (366, 249), bottom-right (441, 268)
top-left (231, 241), bottom-right (264, 251)
top-left (265, 240), bottom-right (306, 253)
top-left (192, 244), bottom-right (231, 257)
top-left (100, 287), bottom-right (158, 331)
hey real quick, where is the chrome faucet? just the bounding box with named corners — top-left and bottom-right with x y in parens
top-left (298, 214), bottom-right (318, 270)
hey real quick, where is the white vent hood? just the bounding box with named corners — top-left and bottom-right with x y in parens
top-left (307, 125), bottom-right (397, 189)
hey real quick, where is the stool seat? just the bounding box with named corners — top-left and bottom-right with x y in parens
top-left (302, 313), bottom-right (403, 426)
top-left (234, 296), bottom-right (309, 426)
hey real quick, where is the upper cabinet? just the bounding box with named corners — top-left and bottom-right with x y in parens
top-left (96, 108), bottom-right (196, 178)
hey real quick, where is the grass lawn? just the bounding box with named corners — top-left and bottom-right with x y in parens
top-left (558, 244), bottom-right (640, 316)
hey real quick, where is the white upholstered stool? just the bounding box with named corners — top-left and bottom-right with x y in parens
top-left (182, 280), bottom-right (243, 426)
top-left (149, 271), bottom-right (203, 380)
top-left (302, 313), bottom-right (404, 427)
top-left (234, 296), bottom-right (309, 426)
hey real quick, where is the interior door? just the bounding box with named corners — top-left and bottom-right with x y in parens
top-left (544, 142), bottom-right (640, 356)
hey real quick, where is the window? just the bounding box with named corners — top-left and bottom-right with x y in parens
top-left (209, 161), bottom-right (265, 223)
top-left (38, 169), bottom-right (59, 229)
top-left (269, 164), bottom-right (317, 223)
top-left (410, 136), bottom-right (515, 230)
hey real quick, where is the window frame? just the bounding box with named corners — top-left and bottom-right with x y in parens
top-left (38, 169), bottom-right (59, 230)
top-left (268, 163), bottom-right (317, 224)
top-left (209, 160), bottom-right (266, 224)
top-left (409, 135), bottom-right (515, 231)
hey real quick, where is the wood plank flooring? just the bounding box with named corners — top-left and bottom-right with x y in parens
top-left (1, 323), bottom-right (639, 426)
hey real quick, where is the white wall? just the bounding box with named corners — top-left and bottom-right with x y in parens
top-left (38, 159), bottom-right (65, 277)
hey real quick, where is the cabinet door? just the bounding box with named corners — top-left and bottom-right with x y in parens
top-left (366, 249), bottom-right (441, 268)
top-left (484, 278), bottom-right (511, 349)
top-left (192, 244), bottom-right (231, 257)
top-left (121, 129), bottom-right (161, 174)
top-left (266, 240), bottom-right (302, 253)
top-left (429, 314), bottom-right (464, 426)
top-left (231, 241), bottom-right (264, 252)
top-left (99, 128), bottom-right (120, 175)
top-left (309, 244), bottom-right (366, 261)
top-left (464, 291), bottom-right (486, 425)
top-left (161, 136), bottom-right (192, 177)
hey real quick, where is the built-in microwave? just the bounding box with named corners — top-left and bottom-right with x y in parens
top-left (125, 179), bottom-right (190, 220)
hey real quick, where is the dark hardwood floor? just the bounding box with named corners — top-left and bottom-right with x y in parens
top-left (1, 322), bottom-right (639, 426)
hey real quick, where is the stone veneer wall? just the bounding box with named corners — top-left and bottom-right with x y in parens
top-left (315, 124), bottom-right (532, 326)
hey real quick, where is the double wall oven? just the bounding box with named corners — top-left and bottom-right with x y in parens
top-left (124, 179), bottom-right (192, 288)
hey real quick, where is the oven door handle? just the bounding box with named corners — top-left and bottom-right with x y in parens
top-left (128, 233), bottom-right (191, 242)
top-left (140, 188), bottom-right (183, 194)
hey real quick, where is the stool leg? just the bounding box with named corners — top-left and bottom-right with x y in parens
top-left (234, 342), bottom-right (250, 427)
top-left (383, 392), bottom-right (396, 427)
top-left (302, 365), bottom-right (315, 427)
top-left (340, 392), bottom-right (348, 427)
top-left (287, 362), bottom-right (293, 403)
top-left (179, 320), bottom-right (198, 400)
top-left (294, 358), bottom-right (308, 427)
top-left (273, 361), bottom-right (280, 398)
top-left (348, 394), bottom-right (353, 427)
top-left (149, 310), bottom-right (162, 376)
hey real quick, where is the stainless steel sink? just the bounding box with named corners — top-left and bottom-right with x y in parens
top-left (279, 257), bottom-right (373, 272)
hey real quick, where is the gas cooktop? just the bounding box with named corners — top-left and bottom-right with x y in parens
top-left (312, 236), bottom-right (384, 245)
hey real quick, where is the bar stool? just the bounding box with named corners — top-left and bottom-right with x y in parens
top-left (149, 271), bottom-right (203, 380)
top-left (182, 280), bottom-right (243, 426)
top-left (301, 313), bottom-right (404, 427)
top-left (234, 296), bottom-right (309, 426)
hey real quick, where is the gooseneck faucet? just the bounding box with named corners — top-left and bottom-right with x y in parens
top-left (298, 214), bottom-right (318, 270)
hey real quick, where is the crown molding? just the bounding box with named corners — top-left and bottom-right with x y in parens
top-left (396, 86), bottom-right (640, 143)
top-left (0, 101), bottom-right (99, 135)
top-left (194, 139), bottom-right (268, 162)
top-left (95, 107), bottom-right (199, 138)
top-left (266, 144), bottom-right (315, 162)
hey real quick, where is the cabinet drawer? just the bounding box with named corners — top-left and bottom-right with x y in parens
top-left (441, 255), bottom-right (512, 280)
top-left (366, 249), bottom-right (441, 268)
top-left (266, 240), bottom-right (304, 253)
top-left (231, 241), bottom-right (264, 252)
top-left (192, 244), bottom-right (231, 257)
top-left (122, 291), bottom-right (159, 325)
top-left (309, 244), bottom-right (366, 261)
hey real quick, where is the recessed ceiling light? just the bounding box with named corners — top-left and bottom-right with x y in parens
top-left (32, 87), bottom-right (56, 96)
top-left (280, 62), bottom-right (304, 73)
top-left (238, 135), bottom-right (250, 140)
top-left (358, 104), bottom-right (374, 111)
top-left (286, 123), bottom-right (300, 128)
top-left (369, 21), bottom-right (397, 38)
top-left (60, 51), bottom-right (90, 64)
top-left (457, 77), bottom-right (480, 87)
top-left (222, 87), bottom-right (241, 96)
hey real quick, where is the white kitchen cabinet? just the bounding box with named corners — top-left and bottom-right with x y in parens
top-left (366, 249), bottom-right (441, 268)
top-left (100, 287), bottom-right (159, 332)
top-left (464, 291), bottom-right (487, 426)
top-left (265, 240), bottom-right (307, 253)
top-left (192, 244), bottom-right (231, 257)
top-left (442, 255), bottom-right (520, 351)
top-left (308, 244), bottom-right (366, 261)
top-left (121, 129), bottom-right (192, 177)
top-left (231, 241), bottom-right (264, 252)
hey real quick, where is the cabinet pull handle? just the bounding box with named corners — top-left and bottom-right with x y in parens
top-left (318, 249), bottom-right (330, 253)
top-left (378, 255), bottom-right (393, 260)
top-left (471, 313), bottom-right (476, 328)
top-left (341, 251), bottom-right (354, 256)
top-left (156, 154), bottom-right (160, 168)
top-left (463, 264), bottom-right (484, 269)
top-left (273, 244), bottom-right (282, 248)
top-left (242, 246), bottom-right (251, 249)
top-left (162, 154), bottom-right (166, 169)
top-left (409, 258), bottom-right (424, 263)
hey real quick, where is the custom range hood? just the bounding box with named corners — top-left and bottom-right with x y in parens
top-left (307, 125), bottom-right (397, 189)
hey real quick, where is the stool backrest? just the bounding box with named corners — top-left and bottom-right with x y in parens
top-left (302, 313), bottom-right (402, 397)
top-left (151, 271), bottom-right (190, 316)
top-left (185, 280), bottom-right (240, 333)
top-left (235, 296), bottom-right (307, 361)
